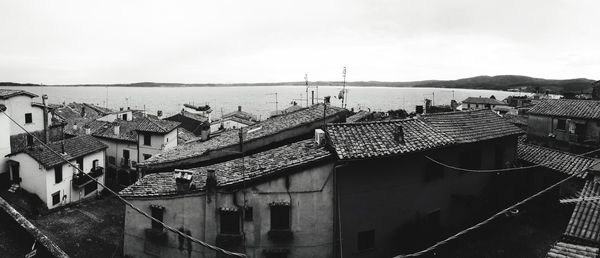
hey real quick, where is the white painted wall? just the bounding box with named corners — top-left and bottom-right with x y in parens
top-left (137, 129), bottom-right (178, 161)
top-left (210, 119), bottom-right (249, 132)
top-left (0, 114), bottom-right (10, 174)
top-left (0, 95), bottom-right (45, 135)
top-left (8, 153), bottom-right (47, 204)
top-left (99, 138), bottom-right (138, 166)
top-left (98, 110), bottom-right (133, 122)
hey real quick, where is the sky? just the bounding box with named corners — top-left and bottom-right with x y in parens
top-left (1, 0), bottom-right (599, 84)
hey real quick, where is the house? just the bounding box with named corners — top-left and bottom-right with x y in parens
top-left (526, 99), bottom-right (600, 151)
top-left (164, 109), bottom-right (209, 136)
top-left (462, 97), bottom-right (508, 110)
top-left (137, 103), bottom-right (348, 173)
top-left (210, 106), bottom-right (258, 132)
top-left (183, 103), bottom-right (213, 122)
top-left (120, 139), bottom-right (335, 258)
top-left (5, 135), bottom-right (107, 209)
top-left (328, 109), bottom-right (523, 257)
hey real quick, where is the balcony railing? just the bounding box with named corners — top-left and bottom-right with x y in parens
top-left (72, 167), bottom-right (104, 188)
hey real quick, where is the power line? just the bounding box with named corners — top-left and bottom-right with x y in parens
top-left (424, 145), bottom-right (600, 173)
top-left (0, 111), bottom-right (246, 258)
top-left (392, 162), bottom-right (598, 257)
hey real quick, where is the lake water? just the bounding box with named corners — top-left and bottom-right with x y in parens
top-left (0, 86), bottom-right (525, 120)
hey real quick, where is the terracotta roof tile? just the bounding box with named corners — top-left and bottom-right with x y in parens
top-left (528, 99), bottom-right (600, 119)
top-left (518, 142), bottom-right (594, 178)
top-left (546, 241), bottom-right (599, 258)
top-left (565, 180), bottom-right (600, 243)
top-left (0, 89), bottom-right (38, 99)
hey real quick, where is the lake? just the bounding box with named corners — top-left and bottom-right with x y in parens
top-left (0, 86), bottom-right (525, 120)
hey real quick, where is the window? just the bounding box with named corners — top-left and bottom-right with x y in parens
top-left (220, 210), bottom-right (240, 234)
top-left (25, 113), bottom-right (32, 124)
top-left (270, 205), bottom-right (291, 230)
top-left (52, 191), bottom-right (60, 205)
top-left (92, 159), bottom-right (99, 170)
top-left (84, 182), bottom-right (97, 195)
top-left (557, 119), bottom-right (566, 130)
top-left (76, 157), bottom-right (84, 171)
top-left (54, 165), bottom-right (63, 184)
top-left (357, 230), bottom-right (375, 251)
top-left (150, 205), bottom-right (165, 230)
top-left (143, 133), bottom-right (151, 146)
top-left (26, 135), bottom-right (34, 146)
top-left (423, 159), bottom-right (444, 182)
top-left (143, 154), bottom-right (152, 160)
top-left (244, 207), bottom-right (253, 221)
top-left (122, 114), bottom-right (128, 121)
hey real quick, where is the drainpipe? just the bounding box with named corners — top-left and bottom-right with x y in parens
top-left (42, 94), bottom-right (49, 143)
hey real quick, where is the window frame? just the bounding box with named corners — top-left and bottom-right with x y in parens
top-left (24, 113), bottom-right (32, 124)
top-left (219, 210), bottom-right (241, 235)
top-left (270, 205), bottom-right (291, 231)
top-left (54, 165), bottom-right (63, 184)
top-left (150, 205), bottom-right (165, 231)
top-left (51, 191), bottom-right (60, 206)
top-left (143, 133), bottom-right (152, 146)
top-left (557, 118), bottom-right (567, 130)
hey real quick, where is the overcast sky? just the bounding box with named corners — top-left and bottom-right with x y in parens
top-left (1, 0), bottom-right (599, 84)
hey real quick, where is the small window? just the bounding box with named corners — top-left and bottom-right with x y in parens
top-left (220, 210), bottom-right (240, 234)
top-left (143, 133), bottom-right (151, 146)
top-left (52, 191), bottom-right (60, 205)
top-left (122, 114), bottom-right (128, 121)
top-left (244, 207), bottom-right (253, 221)
top-left (271, 205), bottom-right (291, 230)
top-left (76, 157), bottom-right (84, 171)
top-left (357, 230), bottom-right (375, 251)
top-left (84, 182), bottom-right (97, 195)
top-left (557, 119), bottom-right (566, 130)
top-left (54, 165), bottom-right (63, 184)
top-left (92, 159), bottom-right (99, 170)
top-left (143, 154), bottom-right (152, 160)
top-left (25, 113), bottom-right (32, 124)
top-left (150, 205), bottom-right (165, 230)
top-left (26, 135), bottom-right (34, 146)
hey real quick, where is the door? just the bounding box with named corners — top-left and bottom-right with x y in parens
top-left (122, 149), bottom-right (130, 167)
top-left (11, 162), bottom-right (20, 183)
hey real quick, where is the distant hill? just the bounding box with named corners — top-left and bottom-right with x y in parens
top-left (2, 75), bottom-right (596, 93)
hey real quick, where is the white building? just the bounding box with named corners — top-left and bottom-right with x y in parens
top-left (6, 135), bottom-right (107, 209)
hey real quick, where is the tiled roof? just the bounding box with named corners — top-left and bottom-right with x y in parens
top-left (547, 241), bottom-right (599, 258)
top-left (176, 110), bottom-right (208, 122)
top-left (139, 103), bottom-right (347, 166)
top-left (528, 99), bottom-right (600, 119)
top-left (178, 128), bottom-right (199, 144)
top-left (421, 109), bottom-right (524, 143)
top-left (503, 114), bottom-right (528, 127)
top-left (64, 119), bottom-right (107, 136)
top-left (135, 117), bottom-right (180, 133)
top-left (462, 97), bottom-right (506, 105)
top-left (222, 109), bottom-right (258, 122)
top-left (518, 141), bottom-right (594, 178)
top-left (564, 180), bottom-right (600, 243)
top-left (346, 110), bottom-right (372, 123)
top-left (0, 89), bottom-right (38, 99)
top-left (92, 120), bottom-right (140, 142)
top-left (211, 115), bottom-right (256, 126)
top-left (8, 135), bottom-right (107, 169)
top-left (120, 139), bottom-right (331, 198)
top-left (326, 118), bottom-right (455, 160)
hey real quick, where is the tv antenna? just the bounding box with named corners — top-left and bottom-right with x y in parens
top-left (341, 67), bottom-right (348, 109)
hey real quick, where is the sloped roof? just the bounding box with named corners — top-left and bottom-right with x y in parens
top-left (8, 135), bottom-right (107, 169)
top-left (139, 103), bottom-right (347, 166)
top-left (528, 99), bottom-right (600, 119)
top-left (0, 89), bottom-right (38, 99)
top-left (346, 110), bottom-right (372, 123)
top-left (547, 242), bottom-right (599, 258)
top-left (326, 118), bottom-right (455, 160)
top-left (421, 109), bottom-right (524, 143)
top-left (503, 114), bottom-right (528, 127)
top-left (564, 179), bottom-right (600, 243)
top-left (120, 139), bottom-right (331, 198)
top-left (518, 141), bottom-right (594, 178)
top-left (462, 97), bottom-right (506, 105)
top-left (135, 117), bottom-right (180, 133)
top-left (92, 120), bottom-right (140, 142)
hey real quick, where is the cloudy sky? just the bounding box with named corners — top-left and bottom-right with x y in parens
top-left (1, 0), bottom-right (599, 84)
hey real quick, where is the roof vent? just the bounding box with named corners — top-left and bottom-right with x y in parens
top-left (174, 169), bottom-right (194, 192)
top-left (393, 125), bottom-right (405, 144)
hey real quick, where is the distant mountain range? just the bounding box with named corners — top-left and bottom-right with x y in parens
top-left (1, 75), bottom-right (597, 93)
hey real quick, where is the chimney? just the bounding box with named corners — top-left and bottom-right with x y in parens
top-left (393, 125), bottom-right (405, 144)
top-left (120, 107), bottom-right (124, 111)
top-left (205, 169), bottom-right (217, 189)
top-left (84, 125), bottom-right (91, 135)
top-left (72, 122), bottom-right (78, 131)
top-left (127, 107), bottom-right (130, 110)
top-left (200, 121), bottom-right (210, 141)
top-left (238, 106), bottom-right (242, 112)
top-left (42, 94), bottom-right (49, 143)
top-left (314, 129), bottom-right (325, 145)
top-left (113, 123), bottom-right (120, 135)
top-left (174, 170), bottom-right (194, 192)
top-left (157, 110), bottom-right (163, 118)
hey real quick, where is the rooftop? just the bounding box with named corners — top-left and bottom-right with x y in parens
top-left (517, 141), bottom-right (595, 178)
top-left (547, 242), bottom-right (599, 258)
top-left (421, 109), bottom-right (524, 143)
top-left (135, 117), bottom-right (180, 133)
top-left (7, 135), bottom-right (107, 169)
top-left (326, 118), bottom-right (455, 160)
top-left (0, 89), bottom-right (38, 99)
top-left (564, 179), bottom-right (600, 243)
top-left (139, 103), bottom-right (347, 166)
top-left (528, 99), bottom-right (600, 119)
top-left (346, 110), bottom-right (372, 123)
top-left (92, 120), bottom-right (141, 142)
top-left (120, 139), bottom-right (331, 198)
top-left (462, 97), bottom-right (507, 105)
top-left (503, 114), bottom-right (528, 127)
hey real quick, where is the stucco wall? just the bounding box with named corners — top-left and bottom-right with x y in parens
top-left (100, 138), bottom-right (138, 166)
top-left (0, 114), bottom-right (10, 174)
top-left (138, 129), bottom-right (178, 161)
top-left (0, 95), bottom-right (44, 135)
top-left (8, 153), bottom-right (47, 204)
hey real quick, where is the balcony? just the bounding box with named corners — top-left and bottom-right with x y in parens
top-left (145, 228), bottom-right (167, 243)
top-left (72, 167), bottom-right (104, 188)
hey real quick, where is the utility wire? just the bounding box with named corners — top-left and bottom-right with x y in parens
top-left (424, 145), bottom-right (600, 173)
top-left (393, 162), bottom-right (598, 258)
top-left (1, 111), bottom-right (246, 258)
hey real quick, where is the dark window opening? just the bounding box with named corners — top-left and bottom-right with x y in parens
top-left (150, 205), bottom-right (165, 230)
top-left (92, 159), bottom-right (99, 170)
top-left (143, 154), bottom-right (152, 160)
top-left (220, 210), bottom-right (240, 234)
top-left (270, 206), bottom-right (290, 230)
top-left (357, 230), bottom-right (375, 251)
top-left (52, 191), bottom-right (60, 205)
top-left (122, 114), bottom-right (128, 121)
top-left (557, 119), bottom-right (566, 130)
top-left (25, 113), bottom-right (32, 124)
top-left (76, 157), bottom-right (84, 171)
top-left (423, 159), bottom-right (444, 182)
top-left (84, 182), bottom-right (97, 195)
top-left (143, 133), bottom-right (151, 146)
top-left (244, 207), bottom-right (253, 221)
top-left (26, 135), bottom-right (33, 146)
top-left (54, 165), bottom-right (63, 184)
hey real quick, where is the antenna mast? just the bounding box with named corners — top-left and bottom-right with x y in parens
top-left (305, 74), bottom-right (309, 107)
top-left (266, 93), bottom-right (279, 114)
top-left (342, 67), bottom-right (347, 108)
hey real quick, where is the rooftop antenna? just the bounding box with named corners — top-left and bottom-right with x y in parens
top-left (341, 67), bottom-right (347, 109)
top-left (305, 73), bottom-right (309, 107)
top-left (266, 93), bottom-right (279, 114)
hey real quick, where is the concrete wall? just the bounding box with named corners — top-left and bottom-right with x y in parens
top-left (123, 161), bottom-right (335, 258)
top-left (138, 129), bottom-right (178, 161)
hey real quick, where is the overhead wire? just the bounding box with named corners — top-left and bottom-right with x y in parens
top-left (1, 111), bottom-right (247, 258)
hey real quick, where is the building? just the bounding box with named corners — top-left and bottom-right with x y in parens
top-left (211, 106), bottom-right (259, 132)
top-left (462, 97), bottom-right (508, 110)
top-left (137, 103), bottom-right (348, 173)
top-left (165, 109), bottom-right (209, 136)
top-left (120, 139), bottom-right (335, 258)
top-left (527, 99), bottom-right (600, 151)
top-left (5, 135), bottom-right (107, 209)
top-left (328, 109), bottom-right (523, 257)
